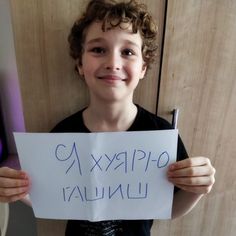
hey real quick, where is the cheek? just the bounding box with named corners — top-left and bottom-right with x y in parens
top-left (127, 61), bottom-right (146, 78)
top-left (82, 56), bottom-right (100, 75)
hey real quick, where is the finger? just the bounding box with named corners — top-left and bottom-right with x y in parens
top-left (0, 186), bottom-right (29, 197)
top-left (168, 165), bottom-right (215, 177)
top-left (0, 177), bottom-right (29, 188)
top-left (174, 184), bottom-right (213, 194)
top-left (169, 157), bottom-right (211, 171)
top-left (0, 191), bottom-right (29, 203)
top-left (168, 176), bottom-right (215, 186)
top-left (0, 167), bottom-right (28, 179)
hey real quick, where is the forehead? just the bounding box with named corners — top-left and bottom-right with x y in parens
top-left (84, 21), bottom-right (143, 46)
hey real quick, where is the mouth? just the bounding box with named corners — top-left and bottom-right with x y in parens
top-left (97, 75), bottom-right (126, 82)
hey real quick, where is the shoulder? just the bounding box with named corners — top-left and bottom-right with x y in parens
top-left (130, 105), bottom-right (173, 131)
top-left (134, 105), bottom-right (189, 161)
top-left (50, 108), bottom-right (86, 132)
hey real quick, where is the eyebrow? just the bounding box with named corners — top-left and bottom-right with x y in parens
top-left (86, 38), bottom-right (141, 49)
top-left (86, 38), bottom-right (105, 45)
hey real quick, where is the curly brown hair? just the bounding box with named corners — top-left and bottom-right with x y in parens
top-left (68, 0), bottom-right (158, 71)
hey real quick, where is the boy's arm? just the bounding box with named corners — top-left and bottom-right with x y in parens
top-left (172, 191), bottom-right (203, 218)
top-left (168, 156), bottom-right (215, 219)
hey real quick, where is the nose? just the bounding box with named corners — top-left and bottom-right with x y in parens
top-left (104, 51), bottom-right (121, 71)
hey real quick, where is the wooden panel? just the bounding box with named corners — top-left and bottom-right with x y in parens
top-left (10, 0), bottom-right (165, 133)
top-left (156, 0), bottom-right (236, 235)
top-left (134, 0), bottom-right (166, 113)
top-left (37, 219), bottom-right (67, 236)
top-left (10, 0), bottom-right (90, 132)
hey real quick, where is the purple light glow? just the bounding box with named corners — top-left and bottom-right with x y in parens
top-left (5, 69), bottom-right (25, 132)
top-left (0, 68), bottom-right (26, 154)
top-left (0, 0), bottom-right (26, 155)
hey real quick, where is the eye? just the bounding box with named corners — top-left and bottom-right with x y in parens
top-left (122, 48), bottom-right (135, 56)
top-left (90, 47), bottom-right (106, 54)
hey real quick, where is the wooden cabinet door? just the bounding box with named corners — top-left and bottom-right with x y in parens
top-left (10, 0), bottom-right (90, 132)
top-left (156, 0), bottom-right (236, 235)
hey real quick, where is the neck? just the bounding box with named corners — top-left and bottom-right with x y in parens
top-left (83, 100), bottom-right (137, 132)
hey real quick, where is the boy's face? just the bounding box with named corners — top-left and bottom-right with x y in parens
top-left (77, 21), bottom-right (147, 103)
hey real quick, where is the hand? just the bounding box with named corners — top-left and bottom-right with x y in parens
top-left (0, 167), bottom-right (30, 203)
top-left (167, 157), bottom-right (215, 194)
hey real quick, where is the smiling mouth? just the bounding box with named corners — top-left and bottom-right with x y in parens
top-left (98, 75), bottom-right (126, 81)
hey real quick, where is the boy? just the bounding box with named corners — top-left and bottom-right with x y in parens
top-left (0, 0), bottom-right (215, 235)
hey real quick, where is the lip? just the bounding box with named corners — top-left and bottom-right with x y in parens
top-left (97, 75), bottom-right (126, 82)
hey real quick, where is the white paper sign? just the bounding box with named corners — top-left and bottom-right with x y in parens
top-left (14, 130), bottom-right (178, 221)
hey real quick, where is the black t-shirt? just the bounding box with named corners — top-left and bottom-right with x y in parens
top-left (51, 105), bottom-right (188, 236)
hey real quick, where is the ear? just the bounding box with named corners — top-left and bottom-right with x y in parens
top-left (140, 63), bottom-right (147, 79)
top-left (76, 64), bottom-right (84, 76)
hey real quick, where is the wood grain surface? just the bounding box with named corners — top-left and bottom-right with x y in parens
top-left (157, 0), bottom-right (236, 235)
